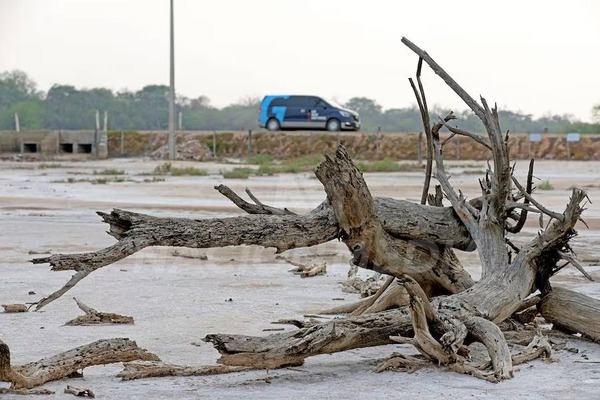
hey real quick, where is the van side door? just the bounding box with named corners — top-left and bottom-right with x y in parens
top-left (307, 97), bottom-right (329, 129)
top-left (283, 96), bottom-right (313, 129)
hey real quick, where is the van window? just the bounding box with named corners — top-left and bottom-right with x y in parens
top-left (286, 96), bottom-right (310, 107)
top-left (316, 99), bottom-right (329, 108)
top-left (270, 98), bottom-right (287, 107)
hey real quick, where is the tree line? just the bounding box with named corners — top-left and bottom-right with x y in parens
top-left (1, 70), bottom-right (599, 133)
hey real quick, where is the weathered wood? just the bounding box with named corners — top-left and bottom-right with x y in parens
top-left (64, 385), bottom-right (95, 398)
top-left (215, 184), bottom-right (296, 215)
top-left (396, 37), bottom-right (589, 381)
top-left (118, 361), bottom-right (250, 380)
top-left (65, 297), bottom-right (134, 325)
top-left (540, 287), bottom-right (600, 342)
top-left (31, 192), bottom-right (475, 310)
top-left (1, 338), bottom-right (159, 389)
top-left (12, 38), bottom-right (597, 387)
top-left (2, 304), bottom-right (28, 313)
top-left (285, 259), bottom-right (327, 278)
top-left (314, 146), bottom-right (475, 298)
top-left (205, 308), bottom-right (413, 369)
top-left (0, 387), bottom-right (55, 395)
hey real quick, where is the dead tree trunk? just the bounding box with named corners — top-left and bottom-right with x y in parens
top-left (204, 39), bottom-right (594, 381)
top-left (31, 194), bottom-right (475, 310)
top-left (22, 38), bottom-right (600, 385)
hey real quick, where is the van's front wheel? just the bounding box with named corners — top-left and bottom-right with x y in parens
top-left (326, 118), bottom-right (341, 132)
top-left (266, 118), bottom-right (281, 131)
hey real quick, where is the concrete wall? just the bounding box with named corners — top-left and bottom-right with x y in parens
top-left (0, 131), bottom-right (107, 158)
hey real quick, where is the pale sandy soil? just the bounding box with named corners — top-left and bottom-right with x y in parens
top-left (1, 158), bottom-right (600, 399)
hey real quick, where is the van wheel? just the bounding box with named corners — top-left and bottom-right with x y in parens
top-left (266, 118), bottom-right (281, 131)
top-left (326, 118), bottom-right (341, 132)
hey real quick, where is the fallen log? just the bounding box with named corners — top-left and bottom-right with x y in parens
top-left (31, 197), bottom-right (475, 310)
top-left (540, 286), bottom-right (600, 342)
top-left (205, 308), bottom-right (413, 369)
top-left (0, 338), bottom-right (159, 389)
top-left (118, 361), bottom-right (250, 380)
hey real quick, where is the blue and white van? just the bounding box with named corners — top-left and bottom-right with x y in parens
top-left (258, 95), bottom-right (361, 131)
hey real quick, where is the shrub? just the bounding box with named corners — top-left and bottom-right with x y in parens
top-left (356, 158), bottom-right (419, 172)
top-left (93, 168), bottom-right (125, 175)
top-left (38, 163), bottom-right (64, 169)
top-left (222, 167), bottom-right (253, 179)
top-left (169, 167), bottom-right (208, 176)
top-left (247, 154), bottom-right (273, 165)
top-left (279, 155), bottom-right (323, 173)
top-left (151, 162), bottom-right (207, 176)
top-left (538, 180), bottom-right (554, 190)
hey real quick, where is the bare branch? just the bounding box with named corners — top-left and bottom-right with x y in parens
top-left (511, 177), bottom-right (564, 222)
top-left (215, 184), bottom-right (295, 215)
top-left (408, 76), bottom-right (433, 205)
top-left (439, 119), bottom-right (492, 150)
top-left (557, 251), bottom-right (594, 281)
top-left (507, 159), bottom-right (534, 234)
top-left (402, 37), bottom-right (485, 120)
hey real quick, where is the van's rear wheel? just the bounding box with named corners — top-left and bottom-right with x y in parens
top-left (326, 118), bottom-right (341, 132)
top-left (266, 118), bottom-right (281, 131)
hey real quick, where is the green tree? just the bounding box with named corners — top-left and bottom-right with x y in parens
top-left (0, 101), bottom-right (44, 130)
top-left (0, 70), bottom-right (41, 109)
top-left (344, 97), bottom-right (382, 131)
top-left (593, 104), bottom-right (600, 123)
top-left (133, 85), bottom-right (169, 129)
top-left (181, 96), bottom-right (223, 130)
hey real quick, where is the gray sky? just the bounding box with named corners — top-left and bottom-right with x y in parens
top-left (1, 0), bottom-right (599, 121)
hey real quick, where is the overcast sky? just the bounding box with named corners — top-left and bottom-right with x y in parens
top-left (1, 0), bottom-right (599, 121)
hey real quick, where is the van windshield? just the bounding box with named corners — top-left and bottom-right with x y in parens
top-left (325, 99), bottom-right (346, 109)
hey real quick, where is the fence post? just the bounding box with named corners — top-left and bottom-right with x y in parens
top-left (212, 131), bottom-right (217, 157)
top-left (120, 131), bottom-right (125, 155)
top-left (178, 111), bottom-right (183, 130)
top-left (247, 129), bottom-right (253, 156)
top-left (376, 126), bottom-right (382, 159)
top-left (417, 131), bottom-right (423, 165)
top-left (14, 113), bottom-right (20, 132)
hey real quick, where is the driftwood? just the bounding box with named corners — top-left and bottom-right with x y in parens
top-left (64, 385), bottom-right (95, 398)
top-left (540, 287), bottom-right (600, 341)
top-left (20, 37), bottom-right (599, 387)
top-left (117, 361), bottom-right (250, 380)
top-left (285, 259), bottom-right (327, 278)
top-left (65, 297), bottom-right (134, 325)
top-left (204, 307), bottom-right (414, 369)
top-left (0, 338), bottom-right (159, 389)
top-left (0, 387), bottom-right (54, 395)
top-left (2, 304), bottom-right (28, 313)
